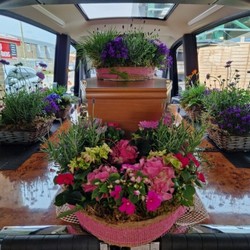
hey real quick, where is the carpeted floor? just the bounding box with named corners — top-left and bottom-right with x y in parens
top-left (0, 121), bottom-right (61, 170)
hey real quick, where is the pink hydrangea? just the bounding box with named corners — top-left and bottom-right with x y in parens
top-left (83, 165), bottom-right (118, 192)
top-left (142, 157), bottom-right (175, 201)
top-left (111, 140), bottom-right (138, 164)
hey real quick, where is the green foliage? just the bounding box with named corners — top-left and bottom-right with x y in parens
top-left (45, 86), bottom-right (79, 109)
top-left (77, 29), bottom-right (119, 68)
top-left (203, 87), bottom-right (250, 117)
top-left (0, 90), bottom-right (47, 127)
top-left (132, 119), bottom-right (207, 155)
top-left (43, 118), bottom-right (106, 170)
top-left (46, 86), bottom-right (67, 96)
top-left (180, 84), bottom-right (207, 109)
top-left (122, 31), bottom-right (157, 67)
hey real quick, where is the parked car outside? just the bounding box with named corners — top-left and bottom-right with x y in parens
top-left (3, 65), bottom-right (44, 94)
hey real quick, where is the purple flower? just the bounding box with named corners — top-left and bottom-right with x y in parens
top-left (44, 93), bottom-right (61, 114)
top-left (36, 71), bottom-right (45, 80)
top-left (217, 104), bottom-right (250, 135)
top-left (101, 36), bottom-right (128, 65)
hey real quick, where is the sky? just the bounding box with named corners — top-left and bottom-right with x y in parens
top-left (0, 15), bottom-right (56, 44)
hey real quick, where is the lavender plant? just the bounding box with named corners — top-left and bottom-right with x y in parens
top-left (216, 104), bottom-right (250, 135)
top-left (77, 27), bottom-right (172, 69)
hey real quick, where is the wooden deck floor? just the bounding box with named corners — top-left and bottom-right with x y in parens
top-left (0, 118), bottom-right (249, 229)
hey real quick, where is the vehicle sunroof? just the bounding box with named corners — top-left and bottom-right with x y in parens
top-left (78, 3), bottom-right (175, 20)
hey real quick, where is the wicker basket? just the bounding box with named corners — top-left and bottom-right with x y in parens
top-left (208, 124), bottom-right (250, 152)
top-left (71, 206), bottom-right (186, 247)
top-left (0, 120), bottom-right (53, 144)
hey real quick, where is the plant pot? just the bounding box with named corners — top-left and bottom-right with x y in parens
top-left (72, 206), bottom-right (186, 247)
top-left (208, 124), bottom-right (250, 152)
top-left (0, 119), bottom-right (54, 144)
top-left (96, 67), bottom-right (155, 81)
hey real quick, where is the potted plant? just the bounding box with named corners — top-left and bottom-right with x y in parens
top-left (77, 27), bottom-right (172, 80)
top-left (180, 70), bottom-right (208, 122)
top-left (203, 61), bottom-right (250, 151)
top-left (44, 86), bottom-right (79, 120)
top-left (0, 89), bottom-right (57, 144)
top-left (43, 115), bottom-right (207, 247)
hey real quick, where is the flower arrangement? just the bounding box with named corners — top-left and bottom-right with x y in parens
top-left (77, 27), bottom-right (172, 69)
top-left (44, 114), bottom-right (207, 228)
top-left (44, 86), bottom-right (78, 119)
top-left (203, 61), bottom-right (250, 136)
top-left (0, 89), bottom-right (57, 144)
top-left (45, 86), bottom-right (77, 110)
top-left (0, 89), bottom-right (56, 131)
top-left (201, 61), bottom-right (250, 151)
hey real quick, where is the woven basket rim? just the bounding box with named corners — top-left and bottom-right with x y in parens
top-left (75, 205), bottom-right (185, 229)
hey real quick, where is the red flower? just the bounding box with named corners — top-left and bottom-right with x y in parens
top-left (187, 153), bottom-right (200, 167)
top-left (197, 172), bottom-right (206, 183)
top-left (55, 173), bottom-right (74, 185)
top-left (174, 153), bottom-right (189, 168)
top-left (107, 122), bottom-right (119, 128)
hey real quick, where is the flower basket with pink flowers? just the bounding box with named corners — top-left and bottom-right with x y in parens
top-left (43, 115), bottom-right (207, 247)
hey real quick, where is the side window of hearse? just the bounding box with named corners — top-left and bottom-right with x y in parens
top-left (0, 15), bottom-right (56, 93)
top-left (197, 16), bottom-right (250, 90)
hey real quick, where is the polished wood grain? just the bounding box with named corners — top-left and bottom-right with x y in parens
top-left (0, 112), bottom-right (249, 229)
top-left (85, 78), bottom-right (172, 132)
